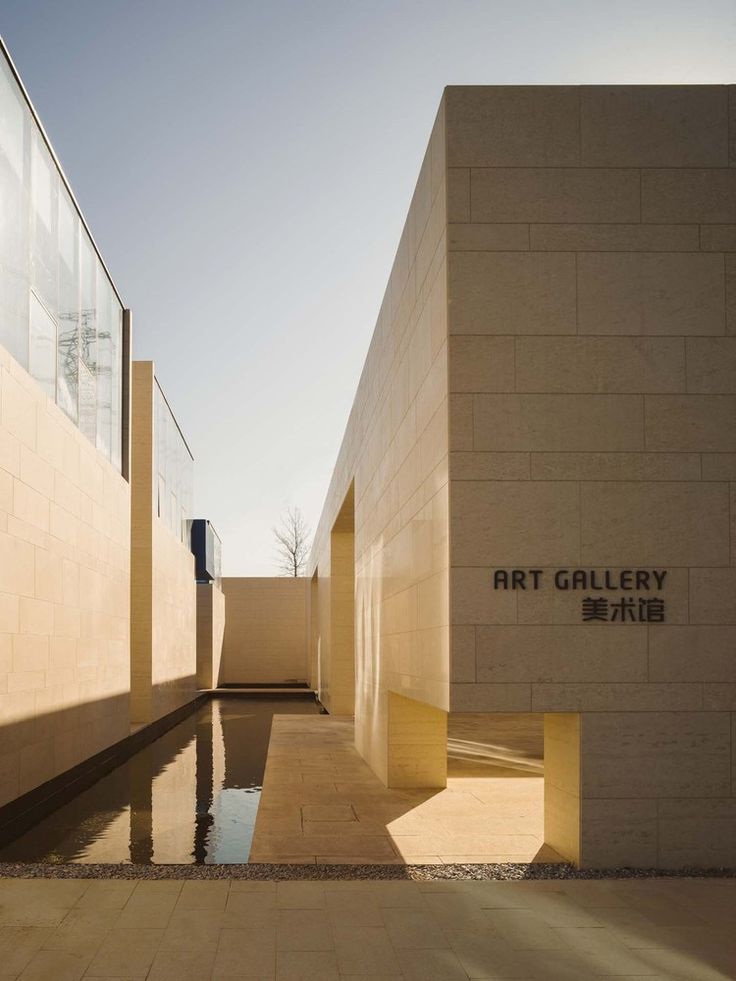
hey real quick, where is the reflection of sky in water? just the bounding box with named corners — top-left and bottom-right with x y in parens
top-left (206, 787), bottom-right (261, 863)
top-left (0, 696), bottom-right (318, 865)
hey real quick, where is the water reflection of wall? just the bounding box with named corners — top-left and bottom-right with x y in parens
top-left (126, 714), bottom-right (198, 864)
top-left (192, 698), bottom-right (265, 863)
top-left (0, 696), bottom-right (320, 863)
top-left (151, 735), bottom-right (197, 864)
top-left (194, 700), bottom-right (215, 863)
top-left (127, 699), bottom-right (263, 864)
top-left (125, 701), bottom-right (222, 864)
top-left (83, 808), bottom-right (132, 864)
top-left (212, 699), bottom-right (225, 816)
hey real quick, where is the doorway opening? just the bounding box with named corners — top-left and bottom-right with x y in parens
top-left (444, 712), bottom-right (562, 863)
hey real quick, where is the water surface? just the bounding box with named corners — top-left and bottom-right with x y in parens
top-left (0, 695), bottom-right (318, 864)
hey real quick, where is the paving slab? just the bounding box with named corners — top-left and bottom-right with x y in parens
top-left (250, 715), bottom-right (557, 866)
top-left (0, 878), bottom-right (726, 979)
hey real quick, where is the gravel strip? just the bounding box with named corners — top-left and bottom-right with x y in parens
top-left (0, 862), bottom-right (733, 880)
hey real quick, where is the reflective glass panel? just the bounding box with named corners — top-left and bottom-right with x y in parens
top-left (57, 188), bottom-right (78, 422)
top-left (153, 380), bottom-right (193, 543)
top-left (0, 57), bottom-right (23, 179)
top-left (29, 290), bottom-right (55, 398)
top-left (79, 234), bottom-right (96, 371)
top-left (95, 268), bottom-right (113, 459)
top-left (109, 305), bottom-right (122, 471)
top-left (30, 131), bottom-right (58, 321)
top-left (0, 48), bottom-right (125, 472)
top-left (0, 56), bottom-right (29, 367)
top-left (78, 359), bottom-right (96, 444)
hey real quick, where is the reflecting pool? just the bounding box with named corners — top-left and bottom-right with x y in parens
top-left (0, 696), bottom-right (318, 864)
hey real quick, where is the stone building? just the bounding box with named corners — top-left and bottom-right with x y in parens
top-left (0, 40), bottom-right (222, 817)
top-left (307, 85), bottom-right (736, 868)
top-left (0, 32), bottom-right (733, 869)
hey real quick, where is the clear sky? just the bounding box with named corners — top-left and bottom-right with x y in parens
top-left (2, 0), bottom-right (734, 574)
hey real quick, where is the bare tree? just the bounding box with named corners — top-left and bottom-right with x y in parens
top-left (273, 507), bottom-right (311, 577)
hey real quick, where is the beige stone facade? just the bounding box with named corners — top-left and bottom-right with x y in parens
top-left (219, 578), bottom-right (309, 685)
top-left (309, 85), bottom-right (736, 868)
top-left (1, 58), bottom-right (734, 872)
top-left (196, 581), bottom-right (226, 689)
top-left (0, 344), bottom-right (130, 805)
top-left (0, 43), bottom-right (206, 819)
top-left (309, 102), bottom-right (449, 786)
top-left (130, 362), bottom-right (197, 724)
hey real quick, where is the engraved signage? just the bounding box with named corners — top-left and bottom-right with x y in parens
top-left (491, 569), bottom-right (669, 623)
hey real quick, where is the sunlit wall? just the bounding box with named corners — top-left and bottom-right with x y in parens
top-left (0, 41), bottom-right (130, 808)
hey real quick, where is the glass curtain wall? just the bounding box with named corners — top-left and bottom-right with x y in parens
top-left (153, 379), bottom-right (193, 544)
top-left (0, 48), bottom-right (123, 472)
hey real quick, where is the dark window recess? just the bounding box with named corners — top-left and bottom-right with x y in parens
top-left (190, 518), bottom-right (222, 582)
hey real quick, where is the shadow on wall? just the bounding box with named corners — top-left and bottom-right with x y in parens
top-left (0, 678), bottom-right (197, 848)
top-left (448, 713), bottom-right (544, 777)
top-left (0, 695), bottom-right (194, 861)
top-left (0, 693), bottom-right (320, 865)
top-left (447, 738), bottom-right (544, 776)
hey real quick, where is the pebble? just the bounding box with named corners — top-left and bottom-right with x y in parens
top-left (0, 861), bottom-right (732, 880)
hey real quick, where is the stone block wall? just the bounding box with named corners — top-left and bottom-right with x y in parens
top-left (446, 85), bottom-right (736, 867)
top-left (196, 581), bottom-right (226, 689)
top-left (307, 102), bottom-right (450, 782)
top-left (219, 578), bottom-right (308, 685)
top-left (0, 345), bottom-right (130, 804)
top-left (150, 515), bottom-right (197, 717)
top-left (130, 362), bottom-right (196, 724)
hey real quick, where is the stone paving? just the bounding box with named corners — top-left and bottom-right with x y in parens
top-left (0, 875), bottom-right (734, 979)
top-left (249, 716), bottom-right (561, 865)
top-left (1, 714), bottom-right (733, 977)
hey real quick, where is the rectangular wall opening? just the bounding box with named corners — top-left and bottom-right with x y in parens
top-left (446, 712), bottom-right (562, 863)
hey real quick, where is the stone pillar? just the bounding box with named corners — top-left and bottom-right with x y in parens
top-left (130, 362), bottom-right (154, 724)
top-left (196, 581), bottom-right (226, 689)
top-left (578, 711), bottom-right (733, 869)
top-left (545, 711), bottom-right (735, 868)
top-left (387, 691), bottom-right (447, 789)
top-left (543, 713), bottom-right (580, 865)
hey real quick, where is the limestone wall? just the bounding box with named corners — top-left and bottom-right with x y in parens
top-left (196, 581), bottom-right (226, 689)
top-left (308, 83), bottom-right (736, 864)
top-left (445, 85), bottom-right (736, 867)
top-left (0, 345), bottom-right (130, 805)
top-left (150, 517), bottom-right (197, 717)
top-left (219, 578), bottom-right (308, 685)
top-left (307, 102), bottom-right (450, 782)
top-left (130, 362), bottom-right (196, 723)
